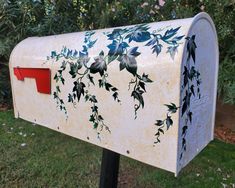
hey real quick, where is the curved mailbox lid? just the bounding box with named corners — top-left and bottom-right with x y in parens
top-left (176, 12), bottom-right (219, 174)
top-left (9, 12), bottom-right (218, 176)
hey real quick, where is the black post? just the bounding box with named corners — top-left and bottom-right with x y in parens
top-left (99, 148), bottom-right (120, 188)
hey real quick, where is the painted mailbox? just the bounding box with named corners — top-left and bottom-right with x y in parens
top-left (9, 13), bottom-right (218, 176)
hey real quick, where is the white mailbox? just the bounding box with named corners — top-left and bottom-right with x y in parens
top-left (9, 12), bottom-right (218, 176)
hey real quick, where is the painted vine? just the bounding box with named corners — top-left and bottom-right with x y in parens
top-left (180, 35), bottom-right (201, 160)
top-left (47, 24), bottom-right (184, 139)
top-left (104, 24), bottom-right (184, 118)
top-left (154, 103), bottom-right (179, 144)
top-left (154, 35), bottom-right (202, 161)
top-left (49, 31), bottom-right (116, 139)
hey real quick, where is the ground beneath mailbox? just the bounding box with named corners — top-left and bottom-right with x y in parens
top-left (0, 108), bottom-right (235, 188)
top-left (0, 104), bottom-right (10, 111)
top-left (215, 99), bottom-right (235, 144)
top-left (214, 125), bottom-right (235, 144)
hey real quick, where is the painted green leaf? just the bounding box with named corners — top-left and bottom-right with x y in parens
top-left (85, 94), bottom-right (89, 101)
top-left (131, 89), bottom-right (144, 108)
top-left (158, 128), bottom-right (164, 134)
top-left (182, 126), bottom-right (188, 136)
top-left (93, 122), bottom-right (98, 129)
top-left (60, 61), bottom-right (67, 70)
top-left (98, 115), bottom-right (104, 121)
top-left (107, 55), bottom-right (118, 64)
top-left (89, 114), bottom-right (95, 122)
top-left (118, 47), bottom-right (140, 76)
top-left (126, 25), bottom-right (151, 42)
top-left (141, 73), bottom-right (153, 83)
top-left (68, 93), bottom-right (73, 103)
top-left (69, 63), bottom-right (80, 78)
top-left (73, 81), bottom-right (86, 102)
top-left (118, 54), bottom-right (137, 76)
top-left (78, 55), bottom-right (90, 67)
top-left (167, 46), bottom-right (178, 59)
top-left (105, 83), bottom-right (112, 91)
top-left (119, 59), bottom-right (126, 71)
top-left (107, 40), bottom-right (129, 55)
top-left (87, 74), bottom-right (95, 85)
top-left (54, 73), bottom-right (58, 81)
top-left (182, 138), bottom-right (186, 151)
top-left (98, 79), bottom-right (104, 88)
top-left (89, 95), bottom-right (97, 103)
top-left (189, 66), bottom-right (196, 80)
top-left (51, 51), bottom-right (57, 58)
top-left (166, 115), bottom-right (173, 130)
top-left (152, 44), bottom-right (163, 56)
top-left (182, 138), bottom-right (186, 147)
top-left (91, 105), bottom-right (98, 113)
top-left (188, 111), bottom-right (192, 123)
top-left (190, 85), bottom-right (195, 96)
top-left (162, 27), bottom-right (181, 40)
top-left (106, 28), bottom-right (127, 40)
top-left (56, 86), bottom-right (61, 93)
top-left (165, 103), bottom-right (178, 113)
top-left (155, 120), bottom-right (164, 126)
top-left (139, 81), bottom-right (146, 92)
top-left (90, 54), bottom-right (107, 76)
top-left (53, 92), bottom-right (57, 99)
top-left (186, 35), bottom-right (197, 62)
top-left (111, 87), bottom-right (118, 92)
top-left (183, 66), bottom-right (189, 88)
top-left (155, 132), bottom-right (160, 136)
top-left (128, 47), bottom-right (141, 57)
top-left (112, 92), bottom-right (118, 101)
top-left (60, 77), bottom-right (65, 85)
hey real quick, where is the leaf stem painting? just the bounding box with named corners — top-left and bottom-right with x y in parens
top-left (47, 23), bottom-right (185, 139)
top-left (154, 35), bottom-right (202, 161)
top-left (179, 35), bottom-right (202, 160)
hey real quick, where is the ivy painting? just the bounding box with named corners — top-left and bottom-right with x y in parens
top-left (10, 13), bottom-right (218, 176)
top-left (48, 24), bottom-right (184, 138)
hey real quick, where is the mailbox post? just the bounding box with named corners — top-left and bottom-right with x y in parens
top-left (99, 149), bottom-right (120, 188)
top-left (9, 12), bottom-right (218, 178)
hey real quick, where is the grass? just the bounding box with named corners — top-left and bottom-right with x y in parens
top-left (0, 110), bottom-right (234, 188)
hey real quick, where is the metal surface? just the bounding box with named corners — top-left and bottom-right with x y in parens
top-left (9, 13), bottom-right (219, 176)
top-left (99, 149), bottom-right (120, 188)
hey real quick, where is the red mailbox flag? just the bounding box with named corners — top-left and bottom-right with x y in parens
top-left (13, 67), bottom-right (51, 94)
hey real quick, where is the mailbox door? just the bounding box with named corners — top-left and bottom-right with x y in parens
top-left (177, 13), bottom-right (219, 174)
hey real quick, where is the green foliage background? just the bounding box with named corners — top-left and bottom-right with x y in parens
top-left (0, 0), bottom-right (235, 105)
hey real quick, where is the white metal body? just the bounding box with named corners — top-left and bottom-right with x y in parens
top-left (9, 12), bottom-right (218, 176)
